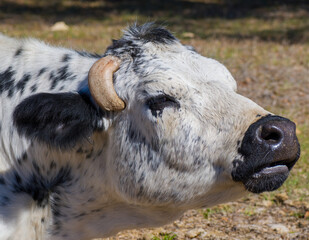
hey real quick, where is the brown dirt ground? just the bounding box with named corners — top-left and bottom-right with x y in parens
top-left (102, 194), bottom-right (309, 240)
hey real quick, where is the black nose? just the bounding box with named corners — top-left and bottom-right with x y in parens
top-left (240, 115), bottom-right (299, 167)
top-left (232, 115), bottom-right (300, 193)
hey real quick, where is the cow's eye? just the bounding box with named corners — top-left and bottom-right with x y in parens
top-left (146, 94), bottom-right (180, 116)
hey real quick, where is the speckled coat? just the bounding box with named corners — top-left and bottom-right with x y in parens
top-left (0, 23), bottom-right (269, 240)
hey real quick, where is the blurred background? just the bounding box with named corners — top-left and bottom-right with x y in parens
top-left (0, 0), bottom-right (308, 239)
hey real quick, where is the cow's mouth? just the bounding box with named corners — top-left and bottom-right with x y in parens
top-left (251, 158), bottom-right (296, 179)
top-left (232, 115), bottom-right (300, 194)
top-left (233, 154), bottom-right (299, 193)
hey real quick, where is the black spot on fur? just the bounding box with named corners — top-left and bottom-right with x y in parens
top-left (16, 74), bottom-right (31, 95)
top-left (37, 67), bottom-right (47, 77)
top-left (86, 148), bottom-right (94, 159)
top-left (49, 65), bottom-right (76, 90)
top-left (16, 153), bottom-right (27, 165)
top-left (0, 67), bottom-right (15, 95)
top-left (30, 84), bottom-right (38, 92)
top-left (0, 176), bottom-right (5, 185)
top-left (9, 165), bottom-right (72, 207)
top-left (14, 48), bottom-right (23, 57)
top-left (14, 172), bottom-right (22, 184)
top-left (76, 147), bottom-right (83, 154)
top-left (32, 161), bottom-right (41, 175)
top-left (22, 152), bottom-right (28, 161)
top-left (13, 92), bottom-right (104, 148)
top-left (62, 54), bottom-right (71, 62)
top-left (17, 158), bottom-right (22, 165)
top-left (50, 161), bottom-right (56, 170)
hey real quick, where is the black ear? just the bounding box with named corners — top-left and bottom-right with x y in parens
top-left (13, 92), bottom-right (102, 149)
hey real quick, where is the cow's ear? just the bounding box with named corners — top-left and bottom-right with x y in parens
top-left (13, 92), bottom-right (104, 149)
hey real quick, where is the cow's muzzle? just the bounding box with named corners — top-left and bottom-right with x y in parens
top-left (232, 115), bottom-right (300, 193)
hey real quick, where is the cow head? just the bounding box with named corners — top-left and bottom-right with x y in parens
top-left (86, 23), bottom-right (300, 208)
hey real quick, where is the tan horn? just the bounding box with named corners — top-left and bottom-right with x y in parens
top-left (88, 56), bottom-right (125, 111)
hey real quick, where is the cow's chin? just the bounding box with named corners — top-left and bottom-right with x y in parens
top-left (232, 153), bottom-right (299, 194)
top-left (243, 165), bottom-right (290, 193)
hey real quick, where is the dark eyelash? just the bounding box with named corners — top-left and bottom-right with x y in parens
top-left (146, 94), bottom-right (180, 117)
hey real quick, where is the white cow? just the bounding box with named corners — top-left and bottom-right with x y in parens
top-left (0, 23), bottom-right (300, 240)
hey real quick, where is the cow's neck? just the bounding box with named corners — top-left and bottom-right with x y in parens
top-left (49, 201), bottom-right (184, 240)
top-left (1, 133), bottom-right (183, 239)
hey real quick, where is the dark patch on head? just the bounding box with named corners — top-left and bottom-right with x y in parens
top-left (125, 23), bottom-right (177, 45)
top-left (106, 23), bottom-right (178, 58)
top-left (256, 114), bottom-right (261, 118)
top-left (13, 92), bottom-right (104, 148)
top-left (62, 54), bottom-right (71, 62)
top-left (0, 67), bottom-right (15, 95)
top-left (14, 48), bottom-right (23, 57)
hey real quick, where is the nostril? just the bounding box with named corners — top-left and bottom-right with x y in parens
top-left (257, 125), bottom-right (283, 146)
top-left (261, 127), bottom-right (282, 141)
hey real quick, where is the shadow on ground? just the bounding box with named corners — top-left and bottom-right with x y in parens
top-left (0, 0), bottom-right (308, 43)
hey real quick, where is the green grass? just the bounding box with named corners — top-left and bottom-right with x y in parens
top-left (203, 205), bottom-right (234, 219)
top-left (152, 233), bottom-right (177, 240)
